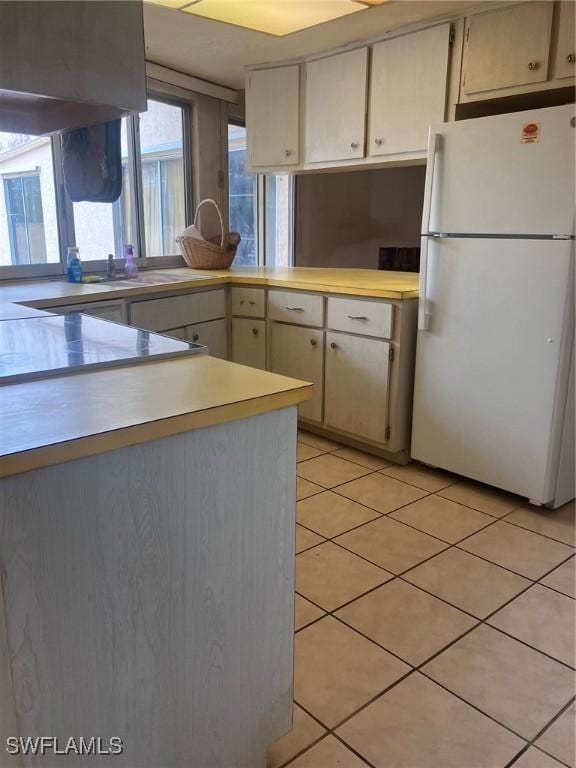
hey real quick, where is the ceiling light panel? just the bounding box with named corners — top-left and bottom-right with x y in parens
top-left (177, 0), bottom-right (367, 37)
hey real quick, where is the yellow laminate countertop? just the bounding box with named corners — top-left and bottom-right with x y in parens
top-left (0, 266), bottom-right (419, 312)
top-left (0, 355), bottom-right (313, 478)
top-left (0, 266), bottom-right (415, 477)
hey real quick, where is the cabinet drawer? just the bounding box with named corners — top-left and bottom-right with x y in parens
top-left (327, 297), bottom-right (393, 339)
top-left (268, 290), bottom-right (323, 327)
top-left (130, 289), bottom-right (226, 331)
top-left (231, 318), bottom-right (266, 370)
top-left (231, 287), bottom-right (265, 318)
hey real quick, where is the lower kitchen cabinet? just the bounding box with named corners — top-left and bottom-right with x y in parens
top-left (324, 331), bottom-right (391, 444)
top-left (187, 318), bottom-right (228, 359)
top-left (232, 318), bottom-right (266, 369)
top-left (270, 323), bottom-right (324, 423)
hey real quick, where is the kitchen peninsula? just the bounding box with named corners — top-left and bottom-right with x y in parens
top-left (0, 309), bottom-right (312, 768)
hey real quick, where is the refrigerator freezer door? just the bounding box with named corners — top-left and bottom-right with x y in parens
top-left (426, 104), bottom-right (575, 236)
top-left (412, 237), bottom-right (574, 502)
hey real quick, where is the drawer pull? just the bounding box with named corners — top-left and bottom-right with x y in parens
top-left (567, 54), bottom-right (575, 64)
top-left (285, 306), bottom-right (304, 311)
top-left (249, 301), bottom-right (256, 305)
top-left (309, 338), bottom-right (317, 347)
top-left (252, 327), bottom-right (259, 336)
top-left (240, 300), bottom-right (245, 304)
top-left (527, 61), bottom-right (539, 71)
top-left (330, 341), bottom-right (338, 350)
top-left (192, 333), bottom-right (199, 341)
top-left (347, 315), bottom-right (368, 320)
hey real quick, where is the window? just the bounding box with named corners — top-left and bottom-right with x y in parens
top-left (0, 133), bottom-right (59, 268)
top-left (139, 100), bottom-right (186, 258)
top-left (0, 97), bottom-right (191, 277)
top-left (265, 174), bottom-right (293, 268)
top-left (71, 120), bottom-right (131, 261)
top-left (228, 124), bottom-right (258, 266)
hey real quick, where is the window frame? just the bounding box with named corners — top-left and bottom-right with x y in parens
top-left (227, 118), bottom-right (295, 269)
top-left (0, 93), bottom-right (194, 280)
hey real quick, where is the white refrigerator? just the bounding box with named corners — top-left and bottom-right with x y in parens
top-left (412, 104), bottom-right (575, 507)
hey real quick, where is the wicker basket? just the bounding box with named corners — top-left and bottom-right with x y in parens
top-left (176, 198), bottom-right (240, 270)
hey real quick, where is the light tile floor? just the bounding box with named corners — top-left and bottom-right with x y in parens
top-left (267, 431), bottom-right (576, 768)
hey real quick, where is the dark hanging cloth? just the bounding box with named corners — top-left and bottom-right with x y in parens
top-left (61, 119), bottom-right (123, 203)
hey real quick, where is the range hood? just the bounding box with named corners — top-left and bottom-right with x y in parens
top-left (0, 1), bottom-right (147, 136)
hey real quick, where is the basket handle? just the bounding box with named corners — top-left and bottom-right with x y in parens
top-left (193, 198), bottom-right (225, 248)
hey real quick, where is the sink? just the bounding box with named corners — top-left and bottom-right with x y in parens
top-left (102, 272), bottom-right (216, 287)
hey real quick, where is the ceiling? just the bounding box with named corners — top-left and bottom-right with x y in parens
top-left (149, 0), bottom-right (379, 37)
top-left (143, 0), bottom-right (480, 90)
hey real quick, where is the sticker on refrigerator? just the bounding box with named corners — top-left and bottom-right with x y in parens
top-left (521, 122), bottom-right (540, 144)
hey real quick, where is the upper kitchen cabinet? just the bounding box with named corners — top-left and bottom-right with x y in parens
top-left (553, 1), bottom-right (576, 80)
top-left (246, 66), bottom-right (300, 169)
top-left (304, 48), bottom-right (368, 163)
top-left (0, 1), bottom-right (146, 135)
top-left (368, 24), bottom-right (451, 157)
top-left (461, 2), bottom-right (555, 98)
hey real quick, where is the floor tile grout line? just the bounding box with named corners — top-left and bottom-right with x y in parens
top-left (499, 515), bottom-right (576, 549)
top-left (504, 696), bottom-right (576, 768)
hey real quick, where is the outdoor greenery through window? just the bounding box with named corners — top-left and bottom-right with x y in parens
top-left (0, 97), bottom-right (189, 274)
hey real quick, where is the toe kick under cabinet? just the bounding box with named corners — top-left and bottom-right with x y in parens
top-left (267, 289), bottom-right (418, 462)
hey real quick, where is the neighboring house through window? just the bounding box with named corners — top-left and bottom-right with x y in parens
top-left (3, 172), bottom-right (46, 264)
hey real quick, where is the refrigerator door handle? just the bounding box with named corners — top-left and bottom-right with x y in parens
top-left (419, 132), bottom-right (440, 331)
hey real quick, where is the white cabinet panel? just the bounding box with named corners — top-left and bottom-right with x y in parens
top-left (270, 323), bottom-right (324, 423)
top-left (232, 319), bottom-right (266, 369)
top-left (231, 287), bottom-right (266, 318)
top-left (130, 289), bottom-right (226, 332)
top-left (187, 319), bottom-right (228, 359)
top-left (246, 66), bottom-right (300, 167)
top-left (327, 297), bottom-right (393, 339)
top-left (268, 290), bottom-right (324, 327)
top-left (369, 24), bottom-right (450, 156)
top-left (463, 2), bottom-right (553, 95)
top-left (325, 332), bottom-right (390, 444)
top-left (305, 48), bottom-right (368, 163)
top-left (553, 1), bottom-right (576, 80)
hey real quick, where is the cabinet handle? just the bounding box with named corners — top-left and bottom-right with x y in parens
top-left (285, 149), bottom-right (292, 157)
top-left (330, 341), bottom-right (338, 350)
top-left (347, 315), bottom-right (368, 320)
top-left (192, 333), bottom-right (199, 341)
top-left (249, 300), bottom-right (256, 305)
top-left (285, 306), bottom-right (304, 311)
top-left (309, 338), bottom-right (317, 347)
top-left (252, 327), bottom-right (259, 336)
top-left (374, 138), bottom-right (383, 146)
top-left (240, 300), bottom-right (245, 304)
top-left (350, 142), bottom-right (359, 149)
top-left (567, 54), bottom-right (576, 64)
top-left (527, 61), bottom-right (539, 71)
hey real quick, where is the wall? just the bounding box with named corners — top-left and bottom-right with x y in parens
top-left (0, 139), bottom-right (60, 267)
top-left (294, 165), bottom-right (425, 269)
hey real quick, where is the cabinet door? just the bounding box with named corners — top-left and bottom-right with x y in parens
top-left (246, 66), bottom-right (300, 167)
top-left (187, 319), bottom-right (228, 359)
top-left (463, 2), bottom-right (553, 95)
top-left (369, 25), bottom-right (450, 156)
top-left (553, 1), bottom-right (576, 80)
top-left (305, 48), bottom-right (368, 163)
top-left (231, 319), bottom-right (266, 369)
top-left (270, 323), bottom-right (324, 423)
top-left (325, 332), bottom-right (390, 444)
